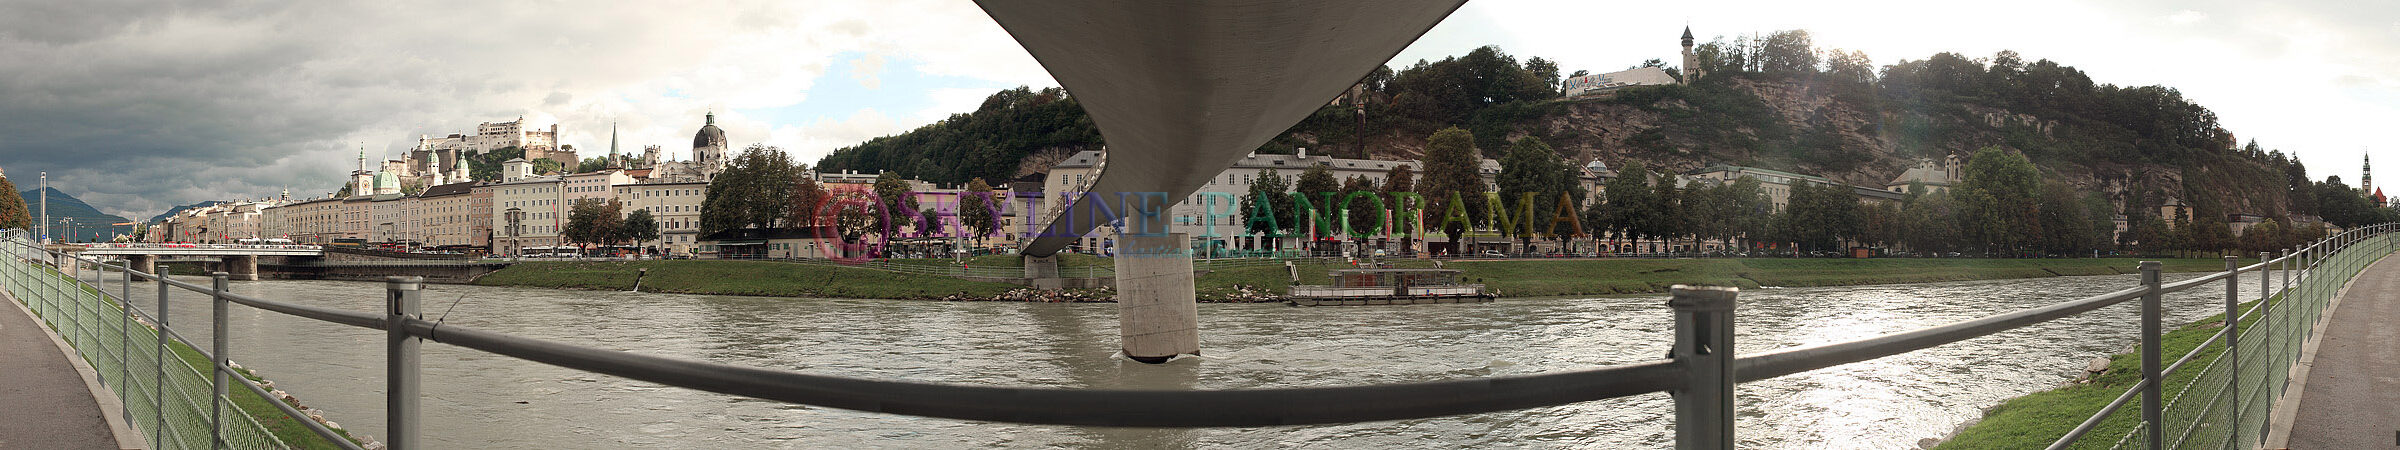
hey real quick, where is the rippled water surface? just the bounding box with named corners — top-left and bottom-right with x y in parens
top-left (108, 270), bottom-right (2254, 448)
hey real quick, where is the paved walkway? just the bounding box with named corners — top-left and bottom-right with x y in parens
top-left (2287, 255), bottom-right (2400, 449)
top-left (0, 292), bottom-right (123, 449)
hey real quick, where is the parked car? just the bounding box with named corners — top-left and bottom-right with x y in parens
top-left (1480, 250), bottom-right (1507, 258)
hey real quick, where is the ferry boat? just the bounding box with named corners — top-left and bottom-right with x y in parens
top-left (1286, 268), bottom-right (1495, 306)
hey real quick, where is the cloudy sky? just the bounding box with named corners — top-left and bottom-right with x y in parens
top-left (2, 0), bottom-right (2393, 220)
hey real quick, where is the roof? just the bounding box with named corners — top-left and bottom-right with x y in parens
top-left (419, 181), bottom-right (476, 198)
top-left (693, 113), bottom-right (728, 149)
top-left (1886, 161), bottom-right (1956, 187)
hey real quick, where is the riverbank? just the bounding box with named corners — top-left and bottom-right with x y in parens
top-left (473, 257), bottom-right (2232, 301)
top-left (1932, 293), bottom-right (2270, 449)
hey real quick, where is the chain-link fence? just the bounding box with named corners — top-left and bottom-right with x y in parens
top-left (2059, 226), bottom-right (2395, 449)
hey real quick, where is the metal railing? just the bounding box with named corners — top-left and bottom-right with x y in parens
top-left (5, 223), bottom-right (2393, 449)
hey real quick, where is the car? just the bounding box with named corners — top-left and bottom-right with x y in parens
top-left (1479, 250), bottom-right (1507, 258)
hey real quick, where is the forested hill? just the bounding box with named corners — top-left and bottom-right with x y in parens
top-left (813, 30), bottom-right (2359, 224)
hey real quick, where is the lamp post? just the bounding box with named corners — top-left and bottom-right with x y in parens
top-left (38, 171), bottom-right (47, 244)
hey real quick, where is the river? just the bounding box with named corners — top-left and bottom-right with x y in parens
top-left (99, 270), bottom-right (2254, 449)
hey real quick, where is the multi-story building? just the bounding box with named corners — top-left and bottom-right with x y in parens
top-left (370, 194), bottom-right (414, 244)
top-left (262, 197), bottom-right (347, 243)
top-left (418, 182), bottom-right (476, 249)
top-left (564, 169), bottom-right (635, 206)
top-left (615, 181), bottom-right (708, 255)
top-left (491, 176), bottom-right (566, 256)
top-left (469, 183), bottom-right (494, 251)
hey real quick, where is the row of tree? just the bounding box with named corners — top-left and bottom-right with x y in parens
top-left (559, 198), bottom-right (661, 251)
top-left (1231, 127), bottom-right (2378, 257)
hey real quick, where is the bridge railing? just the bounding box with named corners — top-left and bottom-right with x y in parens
top-left (5, 223), bottom-right (2393, 450)
top-left (82, 243), bottom-right (324, 251)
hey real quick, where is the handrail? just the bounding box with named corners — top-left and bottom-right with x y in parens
top-left (1737, 285), bottom-right (2146, 382)
top-left (12, 223), bottom-right (2394, 449)
top-left (403, 317), bottom-right (1683, 426)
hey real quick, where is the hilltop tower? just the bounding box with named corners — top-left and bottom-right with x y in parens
top-left (1680, 26), bottom-right (1701, 84)
top-left (2363, 152), bottom-right (2374, 195)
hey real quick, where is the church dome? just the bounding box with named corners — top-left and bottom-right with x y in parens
top-left (693, 112), bottom-right (728, 150)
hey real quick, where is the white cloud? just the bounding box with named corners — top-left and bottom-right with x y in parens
top-left (2168, 10), bottom-right (2209, 25)
top-left (852, 54), bottom-right (888, 90)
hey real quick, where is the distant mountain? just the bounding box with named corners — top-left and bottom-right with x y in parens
top-left (18, 187), bottom-right (133, 242)
top-left (149, 201), bottom-right (224, 223)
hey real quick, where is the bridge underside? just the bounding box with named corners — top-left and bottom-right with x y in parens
top-left (984, 0), bottom-right (1467, 257)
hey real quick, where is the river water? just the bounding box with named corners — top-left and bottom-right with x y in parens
top-left (102, 270), bottom-right (2256, 449)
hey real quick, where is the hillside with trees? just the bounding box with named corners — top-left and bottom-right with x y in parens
top-left (813, 30), bottom-right (2376, 230)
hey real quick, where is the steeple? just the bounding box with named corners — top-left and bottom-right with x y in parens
top-left (705, 110), bottom-right (715, 126)
top-left (609, 121), bottom-right (620, 158)
top-left (2364, 152), bottom-right (2375, 195)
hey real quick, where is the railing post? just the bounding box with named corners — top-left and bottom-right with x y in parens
top-left (210, 271), bottom-right (229, 450)
top-left (2222, 255), bottom-right (2241, 446)
top-left (386, 276), bottom-right (424, 450)
top-left (2139, 260), bottom-right (2164, 450)
top-left (1668, 285), bottom-right (1738, 450)
top-left (154, 267), bottom-right (169, 448)
top-left (117, 261), bottom-right (131, 425)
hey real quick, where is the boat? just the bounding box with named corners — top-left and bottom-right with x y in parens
top-left (1286, 268), bottom-right (1495, 306)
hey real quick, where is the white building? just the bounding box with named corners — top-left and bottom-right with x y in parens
top-left (491, 176), bottom-right (566, 256)
top-left (615, 181), bottom-right (709, 256)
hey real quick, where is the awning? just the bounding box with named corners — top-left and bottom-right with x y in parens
top-left (712, 240), bottom-right (767, 246)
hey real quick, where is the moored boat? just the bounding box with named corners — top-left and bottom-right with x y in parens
top-left (1287, 268), bottom-right (1495, 306)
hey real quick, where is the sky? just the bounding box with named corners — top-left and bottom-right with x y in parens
top-left (1, 0), bottom-right (2394, 220)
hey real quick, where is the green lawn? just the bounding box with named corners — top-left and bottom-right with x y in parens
top-left (1936, 294), bottom-right (2271, 449)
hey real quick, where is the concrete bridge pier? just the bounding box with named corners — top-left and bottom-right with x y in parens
top-left (1025, 254), bottom-right (1062, 290)
top-left (221, 255), bottom-right (258, 281)
top-left (127, 255), bottom-right (157, 279)
top-left (1115, 233), bottom-right (1199, 363)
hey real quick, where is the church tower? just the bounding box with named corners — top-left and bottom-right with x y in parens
top-left (692, 111), bottom-right (729, 178)
top-left (1680, 26), bottom-right (1701, 84)
top-left (2363, 152), bottom-right (2373, 194)
top-left (349, 148), bottom-right (374, 197)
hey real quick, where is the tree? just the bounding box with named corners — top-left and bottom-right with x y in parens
top-left (0, 174), bottom-right (28, 230)
top-left (562, 198), bottom-right (624, 252)
top-left (576, 157), bottom-right (609, 173)
top-left (1417, 127), bottom-right (1486, 251)
top-left (1597, 162), bottom-right (1657, 248)
top-left (621, 209), bottom-right (661, 251)
top-left (530, 158), bottom-right (565, 176)
top-left (700, 144), bottom-right (803, 235)
top-left (1778, 181), bottom-right (1860, 252)
top-left (1954, 146), bottom-right (2042, 255)
top-left (1381, 164), bottom-right (1418, 253)
top-left (1293, 163), bottom-right (1341, 242)
top-left (1757, 30), bottom-right (1819, 75)
top-left (871, 171), bottom-right (921, 240)
top-left (2034, 182), bottom-right (2094, 256)
top-left (784, 177), bottom-right (829, 229)
top-left (1495, 137), bottom-right (1582, 248)
top-left (1901, 190), bottom-right (1961, 254)
top-left (465, 146), bottom-right (526, 182)
top-left (958, 178), bottom-right (1000, 246)
top-left (1340, 174), bottom-right (1381, 247)
top-left (1239, 167), bottom-right (1297, 250)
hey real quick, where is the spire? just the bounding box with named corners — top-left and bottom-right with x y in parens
top-left (357, 144), bottom-right (366, 171)
top-left (609, 121), bottom-right (620, 157)
top-left (705, 110), bottom-right (714, 126)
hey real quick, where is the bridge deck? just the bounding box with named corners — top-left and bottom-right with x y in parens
top-left (2285, 253), bottom-right (2400, 448)
top-left (0, 288), bottom-right (128, 449)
